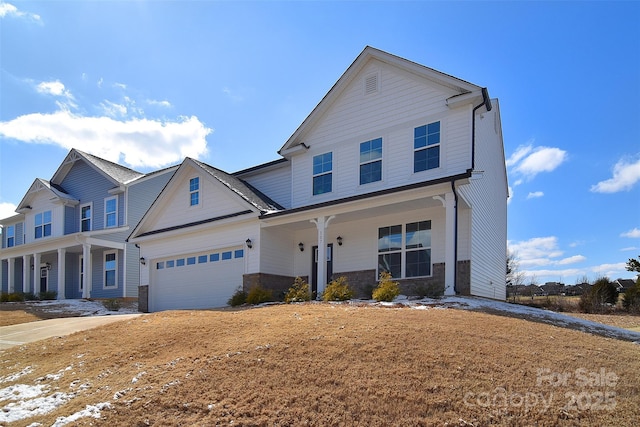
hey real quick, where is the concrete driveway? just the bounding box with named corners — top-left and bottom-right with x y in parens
top-left (0, 314), bottom-right (143, 350)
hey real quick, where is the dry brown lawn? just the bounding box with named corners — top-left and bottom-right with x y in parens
top-left (0, 310), bottom-right (41, 327)
top-left (1, 303), bottom-right (639, 426)
top-left (564, 312), bottom-right (640, 331)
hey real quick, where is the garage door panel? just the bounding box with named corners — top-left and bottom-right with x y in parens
top-left (151, 251), bottom-right (244, 311)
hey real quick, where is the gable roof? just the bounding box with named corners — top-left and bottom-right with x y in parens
top-left (16, 178), bottom-right (80, 212)
top-left (51, 148), bottom-right (145, 187)
top-left (279, 46), bottom-right (484, 156)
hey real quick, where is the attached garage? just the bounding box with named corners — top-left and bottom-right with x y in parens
top-left (150, 247), bottom-right (245, 311)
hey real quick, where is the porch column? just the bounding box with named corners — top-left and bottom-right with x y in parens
top-left (7, 258), bottom-right (15, 293)
top-left (0, 260), bottom-right (3, 293)
top-left (23, 255), bottom-right (31, 294)
top-left (57, 248), bottom-right (66, 299)
top-left (434, 192), bottom-right (456, 296)
top-left (82, 244), bottom-right (91, 298)
top-left (311, 215), bottom-right (335, 297)
top-left (32, 253), bottom-right (41, 294)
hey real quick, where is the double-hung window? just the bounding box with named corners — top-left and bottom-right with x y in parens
top-left (189, 177), bottom-right (200, 206)
top-left (105, 197), bottom-right (117, 228)
top-left (378, 221), bottom-right (432, 278)
top-left (104, 251), bottom-right (117, 288)
top-left (35, 211), bottom-right (52, 239)
top-left (80, 204), bottom-right (92, 232)
top-left (414, 121), bottom-right (440, 172)
top-left (360, 138), bottom-right (382, 185)
top-left (313, 152), bottom-right (333, 195)
top-left (6, 225), bottom-right (15, 247)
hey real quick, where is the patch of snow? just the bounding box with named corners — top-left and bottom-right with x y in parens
top-left (50, 402), bottom-right (111, 427)
top-left (0, 388), bottom-right (74, 423)
top-left (0, 384), bottom-right (48, 401)
top-left (1, 366), bottom-right (33, 383)
top-left (132, 371), bottom-right (146, 383)
top-left (24, 299), bottom-right (138, 317)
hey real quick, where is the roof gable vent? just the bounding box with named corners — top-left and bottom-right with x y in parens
top-left (364, 73), bottom-right (378, 95)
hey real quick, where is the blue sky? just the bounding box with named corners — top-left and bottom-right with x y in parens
top-left (1, 1), bottom-right (639, 285)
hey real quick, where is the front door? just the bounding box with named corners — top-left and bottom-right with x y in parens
top-left (312, 244), bottom-right (333, 299)
top-left (40, 267), bottom-right (48, 293)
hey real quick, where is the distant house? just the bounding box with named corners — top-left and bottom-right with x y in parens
top-left (0, 149), bottom-right (176, 299)
top-left (541, 282), bottom-right (565, 296)
top-left (614, 278), bottom-right (636, 294)
top-left (128, 46), bottom-right (508, 312)
top-left (565, 283), bottom-right (591, 296)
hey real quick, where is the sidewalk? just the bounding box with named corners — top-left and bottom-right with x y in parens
top-left (0, 314), bottom-right (143, 350)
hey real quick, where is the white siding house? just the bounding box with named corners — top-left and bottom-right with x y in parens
top-left (129, 46), bottom-right (508, 312)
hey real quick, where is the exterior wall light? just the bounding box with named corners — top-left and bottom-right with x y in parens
top-left (337, 236), bottom-right (343, 246)
top-left (298, 242), bottom-right (304, 252)
top-left (246, 238), bottom-right (253, 249)
top-left (139, 257), bottom-right (146, 265)
top-left (45, 262), bottom-right (52, 270)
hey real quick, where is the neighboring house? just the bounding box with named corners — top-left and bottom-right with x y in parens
top-left (614, 278), bottom-right (636, 294)
top-left (541, 282), bottom-right (565, 296)
top-left (129, 46), bottom-right (508, 312)
top-left (0, 149), bottom-right (176, 299)
top-left (565, 283), bottom-right (591, 296)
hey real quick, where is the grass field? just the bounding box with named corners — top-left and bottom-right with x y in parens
top-left (1, 303), bottom-right (639, 426)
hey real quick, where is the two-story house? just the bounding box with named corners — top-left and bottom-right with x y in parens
top-left (129, 47), bottom-right (508, 312)
top-left (0, 149), bottom-right (176, 300)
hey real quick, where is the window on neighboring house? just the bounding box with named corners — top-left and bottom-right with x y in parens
top-left (313, 152), bottom-right (333, 195)
top-left (105, 197), bottom-right (117, 228)
top-left (414, 121), bottom-right (441, 172)
top-left (104, 251), bottom-right (117, 287)
top-left (378, 221), bottom-right (432, 278)
top-left (6, 225), bottom-right (15, 247)
top-left (189, 177), bottom-right (200, 206)
top-left (360, 138), bottom-right (382, 185)
top-left (81, 204), bottom-right (91, 232)
top-left (35, 210), bottom-right (52, 239)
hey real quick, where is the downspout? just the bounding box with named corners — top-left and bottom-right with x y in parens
top-left (471, 87), bottom-right (492, 170)
top-left (451, 179), bottom-right (459, 294)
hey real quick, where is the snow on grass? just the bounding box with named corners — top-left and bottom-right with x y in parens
top-left (22, 298), bottom-right (138, 316)
top-left (0, 383), bottom-right (74, 424)
top-left (50, 402), bottom-right (111, 427)
top-left (0, 366), bottom-right (33, 383)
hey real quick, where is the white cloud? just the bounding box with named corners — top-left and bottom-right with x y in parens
top-left (621, 227), bottom-right (640, 238)
top-left (35, 80), bottom-right (76, 110)
top-left (37, 81), bottom-right (66, 96)
top-left (505, 144), bottom-right (532, 167)
top-left (97, 78), bottom-right (104, 88)
top-left (513, 146), bottom-right (567, 179)
top-left (590, 262), bottom-right (628, 279)
top-left (526, 191), bottom-right (544, 199)
top-left (0, 2), bottom-right (41, 22)
top-left (99, 100), bottom-right (127, 118)
top-left (0, 202), bottom-right (18, 221)
top-left (507, 186), bottom-right (513, 204)
top-left (557, 255), bottom-right (586, 265)
top-left (114, 82), bottom-right (127, 90)
top-left (147, 99), bottom-right (172, 108)
top-left (0, 110), bottom-right (211, 169)
top-left (508, 236), bottom-right (564, 262)
top-left (620, 247), bottom-right (638, 252)
top-left (591, 156), bottom-right (640, 193)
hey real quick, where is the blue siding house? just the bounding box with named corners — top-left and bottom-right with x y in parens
top-left (0, 149), bottom-right (176, 300)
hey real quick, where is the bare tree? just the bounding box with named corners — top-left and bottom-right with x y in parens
top-left (506, 250), bottom-right (526, 302)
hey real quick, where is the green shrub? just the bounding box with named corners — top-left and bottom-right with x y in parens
top-left (372, 271), bottom-right (400, 302)
top-left (8, 292), bottom-right (25, 302)
top-left (228, 288), bottom-right (247, 307)
top-left (102, 298), bottom-right (121, 311)
top-left (322, 276), bottom-right (353, 302)
top-left (285, 277), bottom-right (311, 303)
top-left (38, 291), bottom-right (57, 301)
top-left (246, 285), bottom-right (273, 305)
top-left (579, 277), bottom-right (618, 314)
top-left (0, 293), bottom-right (8, 303)
top-left (622, 281), bottom-right (640, 313)
top-left (24, 292), bottom-right (38, 301)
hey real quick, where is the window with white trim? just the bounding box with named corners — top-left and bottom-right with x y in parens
top-left (312, 152), bottom-right (332, 195)
top-left (104, 251), bottom-right (117, 288)
top-left (360, 138), bottom-right (382, 185)
top-left (378, 221), bottom-right (432, 278)
top-left (35, 210), bottom-right (52, 239)
top-left (80, 204), bottom-right (92, 232)
top-left (189, 177), bottom-right (200, 206)
top-left (6, 225), bottom-right (15, 247)
top-left (105, 197), bottom-right (117, 228)
top-left (414, 121), bottom-right (441, 172)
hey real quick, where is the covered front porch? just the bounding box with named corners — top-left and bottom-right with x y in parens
top-left (0, 234), bottom-right (125, 300)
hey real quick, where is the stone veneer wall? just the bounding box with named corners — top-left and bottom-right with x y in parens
top-left (138, 285), bottom-right (149, 313)
top-left (243, 273), bottom-right (305, 300)
top-left (456, 260), bottom-right (471, 296)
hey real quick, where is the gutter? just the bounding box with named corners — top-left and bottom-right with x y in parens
top-left (451, 179), bottom-right (459, 294)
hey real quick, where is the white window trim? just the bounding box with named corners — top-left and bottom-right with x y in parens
top-left (413, 120), bottom-right (443, 174)
top-left (359, 137), bottom-right (383, 186)
top-left (104, 196), bottom-right (118, 228)
top-left (6, 225), bottom-right (15, 247)
top-left (312, 152), bottom-right (333, 196)
top-left (34, 210), bottom-right (53, 239)
top-left (103, 250), bottom-right (118, 289)
top-left (80, 203), bottom-right (92, 232)
top-left (189, 177), bottom-right (200, 207)
top-left (377, 222), bottom-right (433, 279)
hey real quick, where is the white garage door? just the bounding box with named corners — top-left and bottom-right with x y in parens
top-left (151, 248), bottom-right (245, 311)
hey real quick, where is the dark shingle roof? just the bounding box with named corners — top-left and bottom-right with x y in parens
top-left (191, 158), bottom-right (284, 213)
top-left (75, 149), bottom-right (145, 184)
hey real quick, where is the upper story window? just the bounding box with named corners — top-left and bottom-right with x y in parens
top-left (6, 225), bottom-right (15, 247)
top-left (35, 210), bottom-right (52, 239)
top-left (189, 177), bottom-right (200, 206)
top-left (360, 138), bottom-right (382, 185)
top-left (80, 204), bottom-right (92, 232)
top-left (312, 152), bottom-right (333, 195)
top-left (105, 197), bottom-right (117, 228)
top-left (414, 121), bottom-right (441, 172)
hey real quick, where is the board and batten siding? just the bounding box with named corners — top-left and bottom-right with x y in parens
top-left (290, 59), bottom-right (472, 209)
top-left (239, 162), bottom-right (292, 209)
top-left (458, 101), bottom-right (507, 300)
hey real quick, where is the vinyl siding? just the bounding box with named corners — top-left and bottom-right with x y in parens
top-left (290, 59), bottom-right (472, 208)
top-left (457, 101), bottom-right (507, 300)
top-left (239, 162), bottom-right (292, 209)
